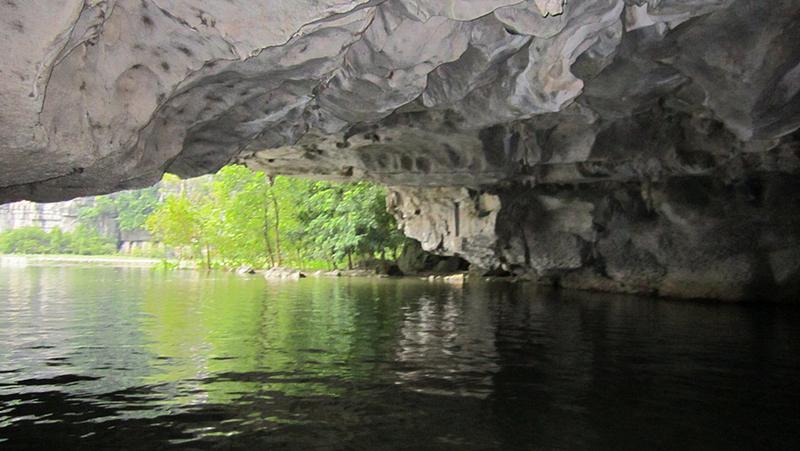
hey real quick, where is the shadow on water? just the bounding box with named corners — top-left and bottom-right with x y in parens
top-left (0, 267), bottom-right (799, 450)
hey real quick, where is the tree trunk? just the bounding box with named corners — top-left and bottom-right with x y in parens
top-left (347, 249), bottom-right (353, 270)
top-left (271, 191), bottom-right (282, 266)
top-left (267, 177), bottom-right (282, 266)
top-left (205, 244), bottom-right (211, 270)
top-left (264, 228), bottom-right (275, 268)
top-left (262, 202), bottom-right (275, 268)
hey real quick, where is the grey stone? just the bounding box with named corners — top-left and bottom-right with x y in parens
top-left (1, 0), bottom-right (799, 300)
top-left (237, 265), bottom-right (255, 275)
top-left (263, 267), bottom-right (307, 280)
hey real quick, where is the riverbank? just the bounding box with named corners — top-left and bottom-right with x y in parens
top-left (0, 254), bottom-right (473, 285)
top-left (0, 254), bottom-right (166, 267)
top-left (252, 265), bottom-right (469, 284)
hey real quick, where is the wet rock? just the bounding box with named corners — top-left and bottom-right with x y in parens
top-left (264, 267), bottom-right (306, 280)
top-left (337, 269), bottom-right (376, 277)
top-left (236, 265), bottom-right (255, 275)
top-left (396, 238), bottom-right (469, 275)
top-left (432, 257), bottom-right (464, 274)
top-left (442, 273), bottom-right (467, 285)
top-left (392, 174), bottom-right (800, 300)
top-left (310, 269), bottom-right (343, 277)
top-left (377, 262), bottom-right (403, 277)
top-left (396, 240), bottom-right (435, 275)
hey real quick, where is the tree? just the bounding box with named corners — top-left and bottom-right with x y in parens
top-left (49, 228), bottom-right (70, 253)
top-left (145, 193), bottom-right (206, 263)
top-left (269, 176), bottom-right (317, 268)
top-left (0, 227), bottom-right (52, 254)
top-left (145, 167), bottom-right (274, 268)
top-left (294, 180), bottom-right (404, 269)
top-left (268, 176), bottom-right (282, 266)
top-left (206, 165), bottom-right (273, 268)
top-left (141, 166), bottom-right (405, 270)
top-left (79, 187), bottom-right (159, 231)
top-left (67, 225), bottom-right (117, 255)
top-left (0, 226), bottom-right (116, 255)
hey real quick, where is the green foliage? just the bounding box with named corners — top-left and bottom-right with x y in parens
top-left (206, 165), bottom-right (273, 267)
top-left (67, 225), bottom-right (118, 255)
top-left (0, 227), bottom-right (52, 254)
top-left (0, 226), bottom-right (117, 255)
top-left (145, 192), bottom-right (206, 261)
top-left (295, 180), bottom-right (405, 267)
top-left (48, 228), bottom-right (70, 253)
top-left (1, 167), bottom-right (405, 267)
top-left (146, 195), bottom-right (199, 248)
top-left (128, 244), bottom-right (165, 258)
top-left (79, 187), bottom-right (159, 231)
top-left (144, 166), bottom-right (405, 270)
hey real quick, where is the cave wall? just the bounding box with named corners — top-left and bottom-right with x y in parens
top-left (1, 0), bottom-right (799, 299)
top-left (390, 175), bottom-right (800, 301)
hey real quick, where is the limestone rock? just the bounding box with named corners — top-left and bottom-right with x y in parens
top-left (388, 187), bottom-right (501, 269)
top-left (5, 0), bottom-right (796, 200)
top-left (264, 267), bottom-right (306, 280)
top-left (1, 0), bottom-right (799, 300)
top-left (442, 273), bottom-right (467, 285)
top-left (340, 269), bottom-right (377, 277)
top-left (236, 265), bottom-right (255, 275)
top-left (0, 199), bottom-right (89, 234)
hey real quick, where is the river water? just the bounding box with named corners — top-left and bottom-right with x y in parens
top-left (0, 266), bottom-right (798, 450)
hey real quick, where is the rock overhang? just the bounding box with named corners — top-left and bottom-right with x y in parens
top-left (1, 0), bottom-right (799, 299)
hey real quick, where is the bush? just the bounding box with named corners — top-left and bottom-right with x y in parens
top-left (0, 227), bottom-right (53, 254)
top-left (0, 226), bottom-right (117, 256)
top-left (66, 225), bottom-right (117, 255)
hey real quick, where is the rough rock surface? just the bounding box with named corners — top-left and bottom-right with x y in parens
top-left (0, 199), bottom-right (89, 233)
top-left (1, 0), bottom-right (799, 300)
top-left (390, 175), bottom-right (800, 301)
top-left (263, 267), bottom-right (307, 280)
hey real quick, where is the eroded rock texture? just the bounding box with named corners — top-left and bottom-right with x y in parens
top-left (1, 0), bottom-right (799, 299)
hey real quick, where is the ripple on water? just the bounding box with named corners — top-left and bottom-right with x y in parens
top-left (0, 267), bottom-right (799, 450)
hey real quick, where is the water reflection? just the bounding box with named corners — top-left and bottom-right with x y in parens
top-left (395, 286), bottom-right (499, 398)
top-left (1, 267), bottom-right (799, 450)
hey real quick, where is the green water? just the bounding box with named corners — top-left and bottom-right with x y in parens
top-left (1, 266), bottom-right (799, 450)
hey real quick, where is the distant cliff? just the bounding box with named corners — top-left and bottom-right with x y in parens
top-left (0, 199), bottom-right (96, 234)
top-left (0, 196), bottom-right (141, 252)
top-left (0, 177), bottom-right (211, 253)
